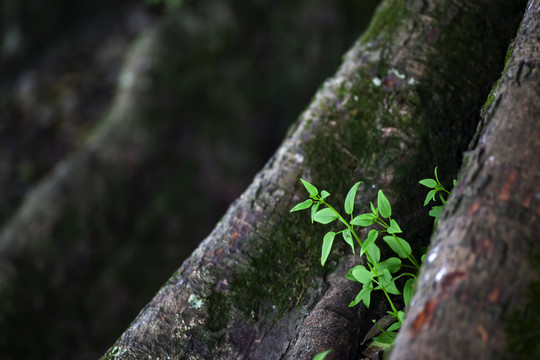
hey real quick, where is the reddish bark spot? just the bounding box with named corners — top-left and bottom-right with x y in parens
top-left (487, 287), bottom-right (502, 304)
top-left (440, 271), bottom-right (466, 292)
top-left (468, 199), bottom-right (482, 215)
top-left (382, 74), bottom-right (403, 91)
top-left (477, 324), bottom-right (489, 343)
top-left (472, 237), bottom-right (494, 258)
top-left (522, 192), bottom-right (533, 208)
top-left (499, 169), bottom-right (519, 202)
top-left (230, 231), bottom-right (241, 249)
top-left (213, 247), bottom-right (224, 262)
top-left (411, 299), bottom-right (437, 335)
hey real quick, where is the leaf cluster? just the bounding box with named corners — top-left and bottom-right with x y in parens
top-left (419, 167), bottom-right (454, 224)
top-left (290, 168), bottom-right (453, 356)
top-left (291, 179), bottom-right (420, 345)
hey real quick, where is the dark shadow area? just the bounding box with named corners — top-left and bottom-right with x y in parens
top-left (0, 0), bottom-right (380, 358)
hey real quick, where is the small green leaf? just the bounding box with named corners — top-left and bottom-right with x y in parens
top-left (403, 278), bottom-right (414, 306)
top-left (419, 178), bottom-right (437, 188)
top-left (434, 166), bottom-right (440, 183)
top-left (310, 202), bottom-right (320, 223)
top-left (313, 349), bottom-right (333, 360)
top-left (290, 199), bottom-right (313, 212)
top-left (321, 232), bottom-right (336, 266)
top-left (370, 201), bottom-right (378, 215)
top-left (320, 190), bottom-right (331, 200)
top-left (352, 266), bottom-right (374, 284)
top-left (397, 310), bottom-right (405, 323)
top-left (387, 219), bottom-right (402, 234)
top-left (429, 205), bottom-right (442, 218)
top-left (351, 213), bottom-right (376, 226)
top-left (300, 178), bottom-right (318, 197)
top-left (383, 235), bottom-right (411, 258)
top-left (387, 322), bottom-right (401, 332)
top-left (342, 229), bottom-right (355, 254)
top-left (423, 189), bottom-right (437, 206)
top-left (377, 190), bottom-right (392, 218)
top-left (379, 269), bottom-right (400, 295)
top-left (373, 331), bottom-right (397, 345)
top-left (346, 265), bottom-right (364, 281)
top-left (421, 254), bottom-right (427, 263)
top-left (344, 181), bottom-right (362, 215)
top-left (366, 243), bottom-right (381, 264)
top-left (440, 194), bottom-right (446, 204)
top-left (314, 208), bottom-right (337, 224)
top-left (349, 282), bottom-right (373, 307)
top-left (360, 230), bottom-right (378, 256)
top-left (377, 257), bottom-right (401, 273)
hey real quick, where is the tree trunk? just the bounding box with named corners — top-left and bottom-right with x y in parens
top-left (102, 1), bottom-right (526, 359)
top-left (390, 1), bottom-right (540, 359)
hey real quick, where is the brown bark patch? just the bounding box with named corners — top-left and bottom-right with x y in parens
top-left (411, 298), bottom-right (438, 335)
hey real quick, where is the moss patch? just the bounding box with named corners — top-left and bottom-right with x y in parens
top-left (206, 292), bottom-right (231, 331)
top-left (481, 37), bottom-right (516, 117)
top-left (360, 0), bottom-right (410, 44)
top-left (228, 217), bottom-right (328, 322)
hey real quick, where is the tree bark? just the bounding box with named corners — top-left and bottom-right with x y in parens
top-left (102, 1), bottom-right (526, 359)
top-left (391, 1), bottom-right (540, 359)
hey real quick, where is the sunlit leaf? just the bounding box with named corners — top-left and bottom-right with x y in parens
top-left (360, 230), bottom-right (378, 256)
top-left (320, 190), bottom-right (331, 200)
top-left (314, 208), bottom-right (337, 224)
top-left (352, 266), bottom-right (374, 284)
top-left (373, 331), bottom-right (397, 345)
top-left (349, 282), bottom-right (373, 308)
top-left (423, 189), bottom-right (437, 206)
top-left (403, 278), bottom-right (414, 306)
top-left (313, 349), bottom-right (333, 360)
top-left (321, 232), bottom-right (336, 266)
top-left (387, 322), bottom-right (401, 332)
top-left (345, 181), bottom-right (362, 215)
top-left (342, 229), bottom-right (355, 254)
top-left (387, 219), bottom-right (402, 234)
top-left (419, 178), bottom-right (437, 188)
top-left (383, 235), bottom-right (411, 258)
top-left (351, 213), bottom-right (376, 226)
top-left (429, 205), bottom-right (442, 218)
top-left (370, 201), bottom-right (377, 215)
top-left (300, 178), bottom-right (318, 197)
top-left (377, 190), bottom-right (391, 218)
top-left (310, 202), bottom-right (320, 223)
top-left (377, 257), bottom-right (401, 273)
top-left (366, 243), bottom-right (381, 264)
top-left (290, 199), bottom-right (313, 212)
top-left (378, 269), bottom-right (400, 295)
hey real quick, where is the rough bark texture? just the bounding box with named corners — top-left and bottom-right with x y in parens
top-left (391, 1), bottom-right (540, 359)
top-left (102, 1), bottom-right (525, 359)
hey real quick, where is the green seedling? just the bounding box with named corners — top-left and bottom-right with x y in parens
top-left (419, 166), bottom-right (454, 224)
top-left (291, 168), bottom-right (453, 356)
top-left (291, 180), bottom-right (418, 347)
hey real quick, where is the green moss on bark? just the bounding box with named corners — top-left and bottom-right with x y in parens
top-left (361, 0), bottom-right (411, 44)
top-left (228, 212), bottom-right (329, 322)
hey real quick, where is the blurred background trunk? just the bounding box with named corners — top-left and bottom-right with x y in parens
top-left (0, 0), bottom-right (380, 358)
